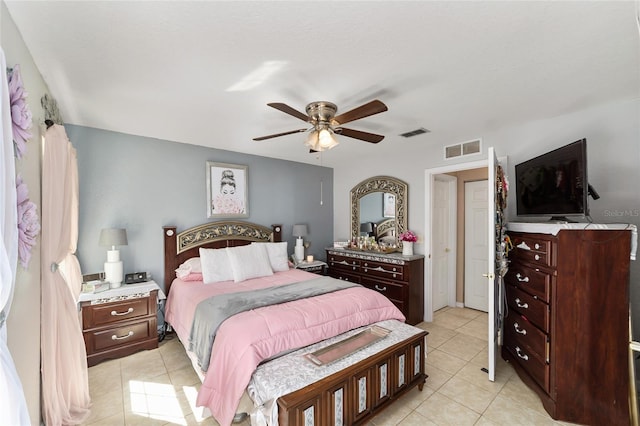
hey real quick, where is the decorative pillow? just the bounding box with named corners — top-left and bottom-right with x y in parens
top-left (252, 242), bottom-right (289, 272)
top-left (226, 244), bottom-right (274, 283)
top-left (175, 257), bottom-right (202, 279)
top-left (181, 272), bottom-right (203, 282)
top-left (199, 248), bottom-right (234, 284)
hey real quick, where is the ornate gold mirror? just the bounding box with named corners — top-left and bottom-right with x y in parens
top-left (350, 176), bottom-right (408, 245)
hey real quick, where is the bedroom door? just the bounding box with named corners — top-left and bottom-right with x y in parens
top-left (464, 180), bottom-right (489, 312)
top-left (486, 147), bottom-right (507, 382)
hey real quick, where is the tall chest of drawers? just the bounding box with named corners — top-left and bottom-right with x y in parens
top-left (502, 226), bottom-right (633, 425)
top-left (326, 249), bottom-right (424, 325)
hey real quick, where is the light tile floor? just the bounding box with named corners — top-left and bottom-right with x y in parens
top-left (85, 307), bottom-right (577, 425)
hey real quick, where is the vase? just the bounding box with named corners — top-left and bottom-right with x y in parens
top-left (402, 241), bottom-right (414, 256)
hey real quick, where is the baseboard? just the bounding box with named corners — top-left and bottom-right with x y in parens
top-left (456, 302), bottom-right (465, 308)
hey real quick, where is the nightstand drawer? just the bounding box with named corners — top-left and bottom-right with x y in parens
top-left (82, 297), bottom-right (152, 328)
top-left (89, 318), bottom-right (156, 352)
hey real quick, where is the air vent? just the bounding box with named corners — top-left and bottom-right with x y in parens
top-left (444, 138), bottom-right (482, 159)
top-left (399, 128), bottom-right (430, 138)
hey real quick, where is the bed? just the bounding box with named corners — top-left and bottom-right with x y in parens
top-left (162, 221), bottom-right (427, 425)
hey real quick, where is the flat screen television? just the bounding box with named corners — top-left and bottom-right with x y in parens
top-left (515, 138), bottom-right (592, 221)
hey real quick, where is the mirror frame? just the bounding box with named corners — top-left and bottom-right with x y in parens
top-left (350, 175), bottom-right (408, 243)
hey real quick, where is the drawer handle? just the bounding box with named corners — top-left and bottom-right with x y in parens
top-left (515, 298), bottom-right (529, 309)
top-left (515, 273), bottom-right (530, 283)
top-left (336, 260), bottom-right (350, 266)
top-left (112, 331), bottom-right (134, 340)
top-left (374, 284), bottom-right (387, 292)
top-left (111, 307), bottom-right (134, 316)
top-left (534, 254), bottom-right (540, 261)
top-left (534, 243), bottom-right (540, 250)
top-left (515, 346), bottom-right (529, 361)
top-left (368, 266), bottom-right (396, 274)
top-left (513, 322), bottom-right (527, 335)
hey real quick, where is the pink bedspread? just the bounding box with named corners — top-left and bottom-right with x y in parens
top-left (165, 269), bottom-right (405, 426)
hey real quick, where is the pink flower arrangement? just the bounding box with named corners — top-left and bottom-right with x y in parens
top-left (16, 175), bottom-right (40, 269)
top-left (7, 65), bottom-right (33, 159)
top-left (399, 230), bottom-right (417, 242)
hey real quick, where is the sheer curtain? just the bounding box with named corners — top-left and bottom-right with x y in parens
top-left (41, 124), bottom-right (91, 425)
top-left (0, 48), bottom-right (31, 425)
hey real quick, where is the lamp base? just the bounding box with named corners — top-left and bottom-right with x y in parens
top-left (105, 249), bottom-right (123, 288)
top-left (295, 238), bottom-right (304, 262)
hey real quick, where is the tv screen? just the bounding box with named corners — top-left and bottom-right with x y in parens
top-left (515, 139), bottom-right (588, 219)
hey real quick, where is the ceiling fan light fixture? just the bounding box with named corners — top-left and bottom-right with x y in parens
top-left (318, 128), bottom-right (339, 150)
top-left (305, 131), bottom-right (320, 150)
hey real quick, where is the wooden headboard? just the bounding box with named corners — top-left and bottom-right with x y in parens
top-left (163, 221), bottom-right (282, 294)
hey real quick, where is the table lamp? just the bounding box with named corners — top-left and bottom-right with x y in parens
top-left (99, 228), bottom-right (128, 288)
top-left (292, 224), bottom-right (307, 262)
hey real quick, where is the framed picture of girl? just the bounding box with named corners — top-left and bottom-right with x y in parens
top-left (206, 161), bottom-right (249, 218)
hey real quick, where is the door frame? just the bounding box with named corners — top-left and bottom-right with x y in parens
top-left (433, 174), bottom-right (458, 309)
top-left (423, 158), bottom-right (502, 321)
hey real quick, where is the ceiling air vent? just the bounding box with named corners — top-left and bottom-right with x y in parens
top-left (444, 138), bottom-right (482, 159)
top-left (399, 128), bottom-right (430, 138)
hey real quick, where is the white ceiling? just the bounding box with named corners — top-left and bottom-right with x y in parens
top-left (5, 1), bottom-right (639, 168)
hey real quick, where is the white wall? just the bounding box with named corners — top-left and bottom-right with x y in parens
top-left (1, 1), bottom-right (52, 423)
top-left (334, 97), bottom-right (640, 329)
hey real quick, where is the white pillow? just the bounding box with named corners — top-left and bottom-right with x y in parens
top-left (252, 242), bottom-right (289, 272)
top-left (199, 248), bottom-right (233, 284)
top-left (175, 257), bottom-right (202, 279)
top-left (226, 244), bottom-right (274, 283)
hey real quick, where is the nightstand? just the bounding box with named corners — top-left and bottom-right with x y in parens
top-left (79, 280), bottom-right (166, 366)
top-left (295, 260), bottom-right (328, 275)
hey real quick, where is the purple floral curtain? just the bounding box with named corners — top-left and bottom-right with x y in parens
top-left (0, 48), bottom-right (30, 426)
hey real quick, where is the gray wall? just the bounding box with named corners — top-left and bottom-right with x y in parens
top-left (65, 125), bottom-right (333, 292)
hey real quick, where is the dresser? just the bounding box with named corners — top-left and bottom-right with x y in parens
top-left (79, 281), bottom-right (165, 366)
top-left (502, 223), bottom-right (636, 425)
top-left (326, 249), bottom-right (424, 325)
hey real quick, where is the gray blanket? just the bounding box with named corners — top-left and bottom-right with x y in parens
top-left (189, 276), bottom-right (359, 371)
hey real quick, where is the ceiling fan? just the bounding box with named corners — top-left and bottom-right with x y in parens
top-left (253, 99), bottom-right (388, 152)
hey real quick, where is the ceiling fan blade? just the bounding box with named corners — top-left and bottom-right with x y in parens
top-left (333, 99), bottom-right (388, 125)
top-left (267, 103), bottom-right (310, 122)
top-left (337, 127), bottom-right (385, 143)
top-left (253, 128), bottom-right (307, 141)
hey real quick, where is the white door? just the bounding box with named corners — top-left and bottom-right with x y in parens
top-left (464, 180), bottom-right (489, 312)
top-left (433, 175), bottom-right (456, 311)
top-left (487, 147), bottom-right (506, 382)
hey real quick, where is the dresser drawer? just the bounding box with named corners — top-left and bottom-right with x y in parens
top-left (84, 317), bottom-right (156, 353)
top-left (329, 270), bottom-right (362, 284)
top-left (328, 254), bottom-right (361, 273)
top-left (504, 264), bottom-right (552, 302)
top-left (504, 312), bottom-right (548, 363)
top-left (503, 338), bottom-right (550, 394)
top-left (505, 285), bottom-right (550, 332)
top-left (361, 260), bottom-right (405, 282)
top-left (82, 297), bottom-right (152, 328)
top-left (361, 277), bottom-right (406, 301)
top-left (509, 234), bottom-right (554, 267)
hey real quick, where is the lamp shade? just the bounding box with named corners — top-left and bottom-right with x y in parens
top-left (292, 224), bottom-right (307, 238)
top-left (360, 222), bottom-right (373, 233)
top-left (99, 228), bottom-right (128, 248)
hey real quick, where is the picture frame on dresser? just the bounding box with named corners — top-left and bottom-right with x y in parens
top-left (206, 161), bottom-right (248, 218)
